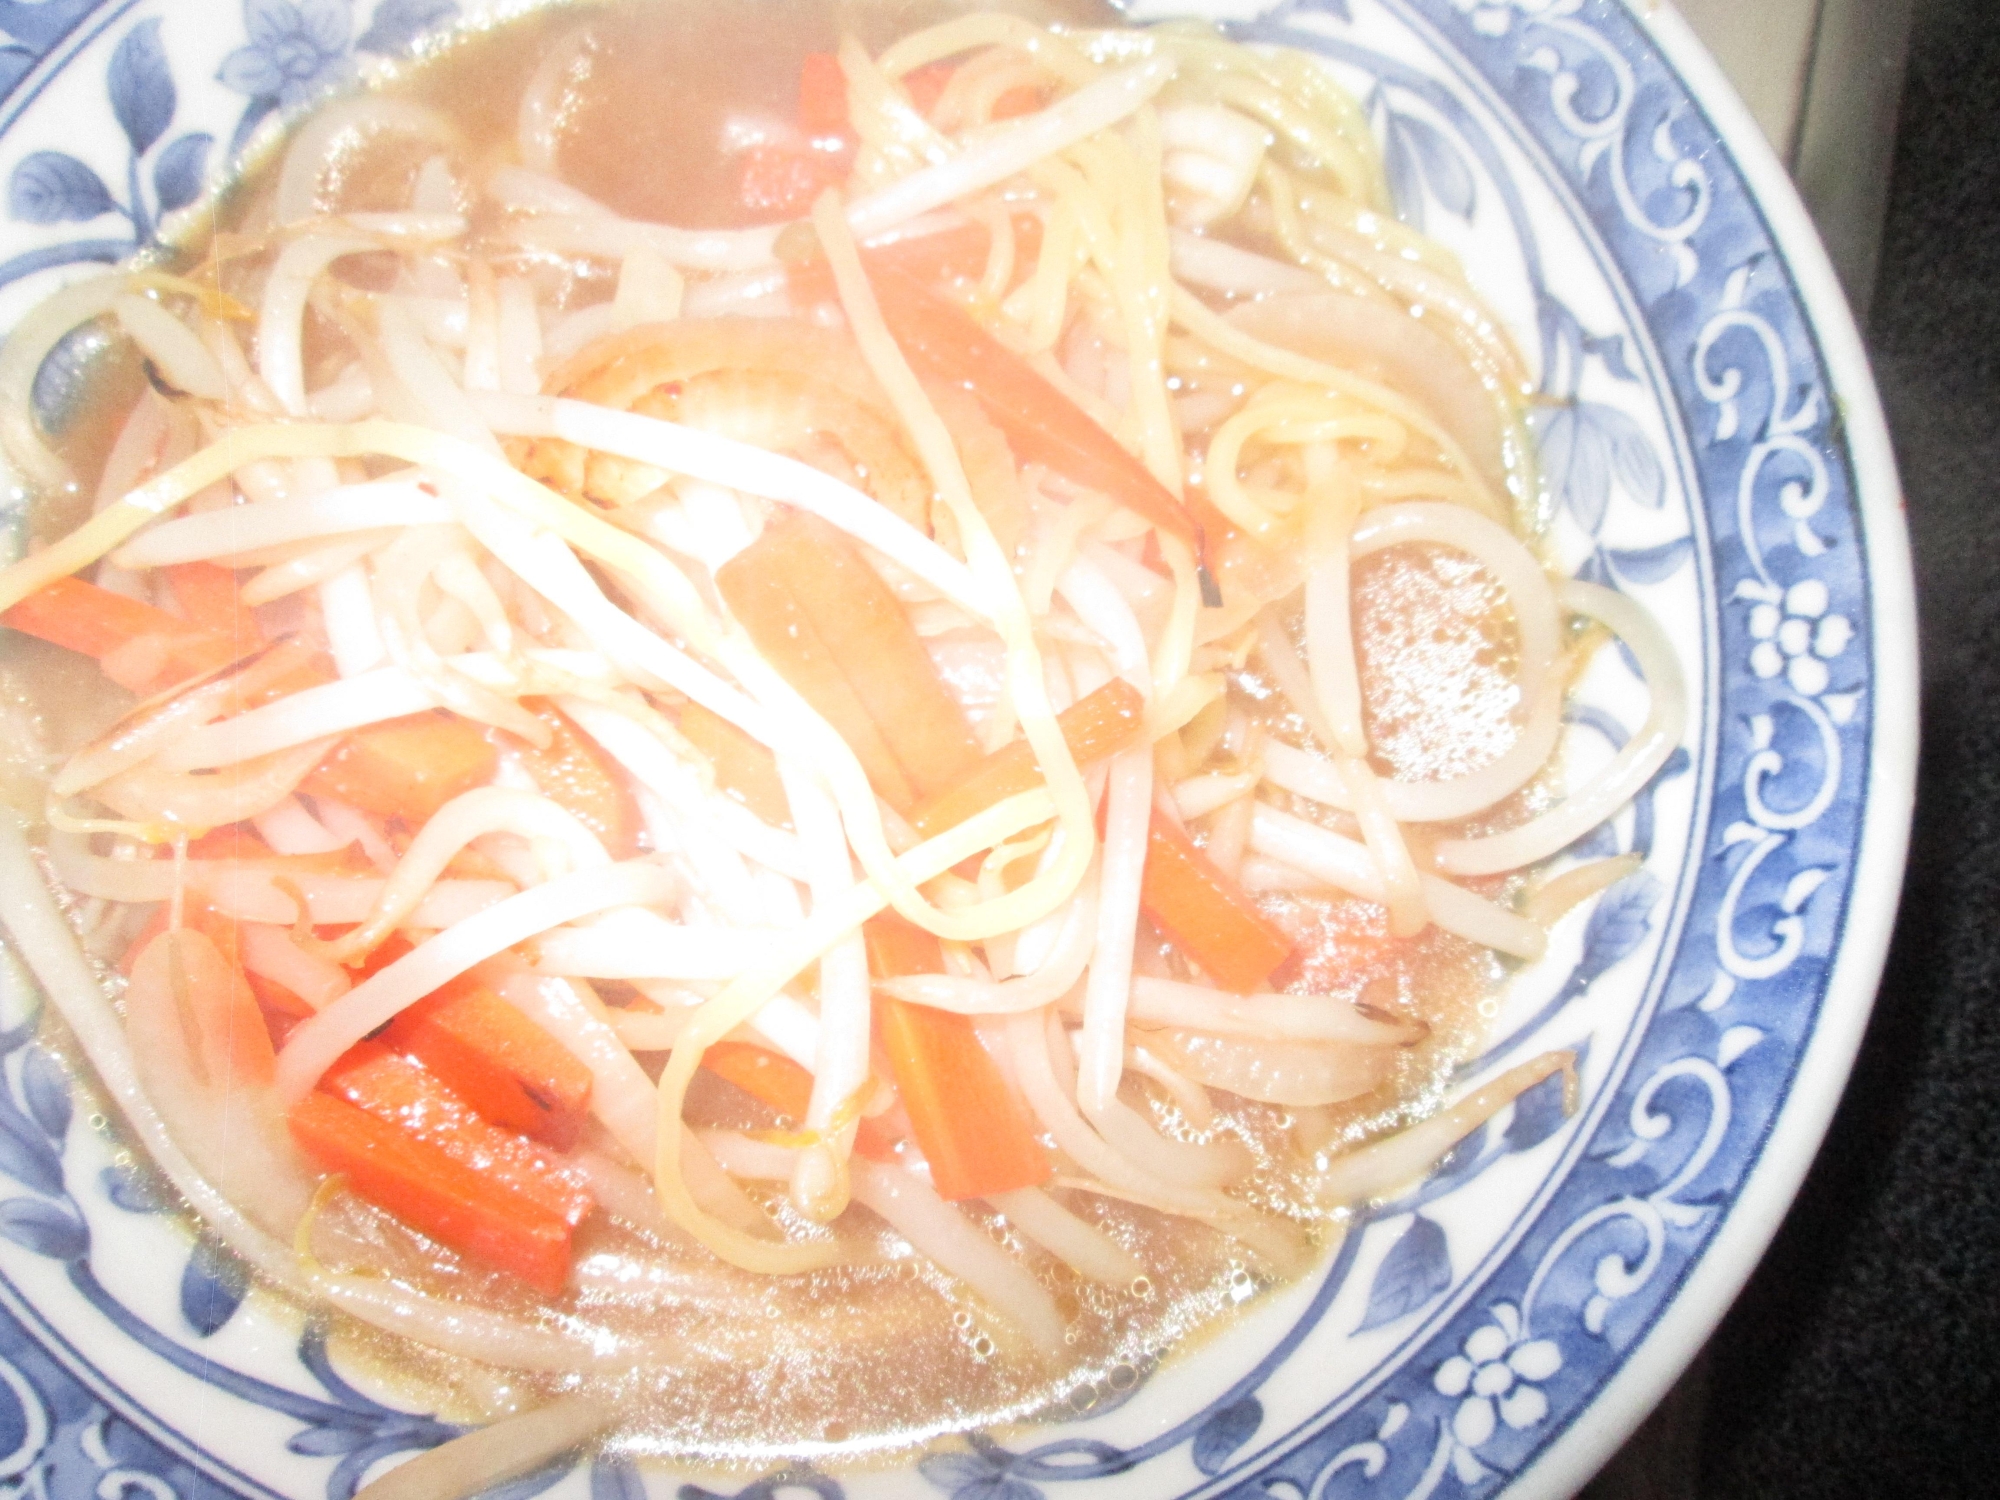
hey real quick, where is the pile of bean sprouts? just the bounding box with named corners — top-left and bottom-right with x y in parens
top-left (0, 9), bottom-right (1683, 1490)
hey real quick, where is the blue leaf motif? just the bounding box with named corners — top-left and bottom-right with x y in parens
top-left (1192, 1396), bottom-right (1263, 1474)
top-left (591, 1457), bottom-right (648, 1500)
top-left (20, 1044), bottom-right (71, 1141)
top-left (1599, 403), bottom-right (1664, 508)
top-left (1607, 537), bottom-right (1692, 584)
top-left (1380, 112), bottom-right (1425, 232)
top-left (1565, 821), bottom-right (1621, 861)
top-left (288, 1423), bottom-right (379, 1457)
top-left (108, 19), bottom-right (175, 158)
top-left (180, 1235), bottom-right (249, 1335)
top-left (1576, 870), bottom-right (1664, 984)
top-left (1356, 1215), bottom-right (1451, 1332)
top-left (0, 1196), bottom-right (87, 1260)
top-left (1533, 404), bottom-right (1611, 536)
top-left (1394, 111), bottom-right (1475, 219)
top-left (0, 1113), bottom-right (63, 1196)
top-left (1504, 1046), bottom-right (1587, 1153)
top-left (919, 1452), bottom-right (1002, 1493)
top-left (8, 151), bottom-right (115, 223)
top-left (152, 133), bottom-right (212, 214)
top-left (1429, 1119), bottom-right (1489, 1187)
top-left (357, 0), bottom-right (457, 55)
top-left (101, 1160), bottom-right (168, 1213)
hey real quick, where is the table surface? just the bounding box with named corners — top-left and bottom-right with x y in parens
top-left (1580, 1), bottom-right (2000, 1495)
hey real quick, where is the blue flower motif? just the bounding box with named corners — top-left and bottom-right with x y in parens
top-left (218, 0), bottom-right (352, 110)
top-left (919, 1446), bottom-right (1043, 1500)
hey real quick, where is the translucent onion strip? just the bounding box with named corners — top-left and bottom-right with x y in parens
top-left (1432, 581), bottom-right (1686, 877)
top-left (1112, 976), bottom-right (1422, 1044)
top-left (1315, 1052), bottom-right (1574, 1206)
top-left (1258, 671), bottom-right (1565, 824)
top-left (1248, 803), bottom-right (1545, 960)
top-left (351, 1393), bottom-right (613, 1500)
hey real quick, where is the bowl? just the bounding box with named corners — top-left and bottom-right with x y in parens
top-left (0, 0), bottom-right (1916, 1496)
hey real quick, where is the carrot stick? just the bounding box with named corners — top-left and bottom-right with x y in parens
top-left (702, 1039), bottom-right (812, 1121)
top-left (288, 1092), bottom-right (574, 1293)
top-left (700, 1040), bottom-right (899, 1160)
top-left (797, 51), bottom-right (853, 137)
top-left (717, 511), bottom-right (981, 812)
top-left (679, 700), bottom-right (792, 829)
top-left (2, 576), bottom-right (241, 694)
top-left (300, 710), bottom-right (497, 825)
top-left (865, 912), bottom-right (1051, 1201)
top-left (908, 679), bottom-right (1146, 838)
top-left (1140, 808), bottom-right (1294, 992)
top-left (323, 1041), bottom-right (594, 1227)
top-left (508, 698), bottom-right (640, 857)
top-left (867, 264), bottom-right (1198, 549)
top-left (383, 979), bottom-right (595, 1150)
top-left (165, 562), bottom-right (261, 650)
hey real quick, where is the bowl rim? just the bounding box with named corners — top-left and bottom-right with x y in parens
top-left (1511, 4), bottom-right (1916, 1494)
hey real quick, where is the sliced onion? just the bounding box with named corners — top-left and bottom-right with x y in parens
top-left (1433, 581), bottom-right (1686, 877)
top-left (1145, 1028), bottom-right (1395, 1107)
top-left (239, 922), bottom-right (350, 1010)
top-left (93, 738), bottom-right (334, 832)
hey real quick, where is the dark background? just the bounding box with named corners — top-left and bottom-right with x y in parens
top-left (1585, 0), bottom-right (2000, 1494)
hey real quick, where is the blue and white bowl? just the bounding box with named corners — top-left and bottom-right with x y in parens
top-left (0, 1), bottom-right (1916, 1496)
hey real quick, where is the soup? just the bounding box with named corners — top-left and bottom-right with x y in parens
top-left (0, 1), bottom-right (1682, 1490)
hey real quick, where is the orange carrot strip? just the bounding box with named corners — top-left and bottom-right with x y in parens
top-left (507, 698), bottom-right (640, 857)
top-left (323, 1041), bottom-right (594, 1227)
top-left (738, 143), bottom-right (844, 219)
top-left (908, 679), bottom-right (1146, 839)
top-left (383, 980), bottom-right (594, 1151)
top-left (1140, 809), bottom-right (1294, 992)
top-left (702, 1039), bottom-right (812, 1121)
top-left (2, 576), bottom-right (240, 694)
top-left (865, 912), bottom-right (1050, 1200)
top-left (868, 264), bottom-right (1198, 549)
top-left (797, 51), bottom-right (852, 137)
top-left (715, 517), bottom-right (924, 811)
top-left (165, 562), bottom-right (261, 649)
top-left (300, 711), bottom-right (498, 825)
top-left (700, 1041), bottom-right (899, 1160)
top-left (678, 700), bottom-right (793, 829)
top-left (288, 1092), bottom-right (574, 1293)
